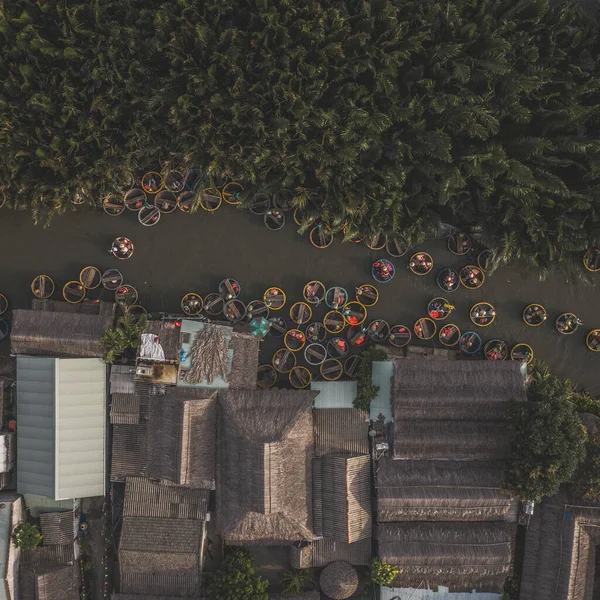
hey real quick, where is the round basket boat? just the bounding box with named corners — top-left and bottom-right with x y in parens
top-left (31, 274), bottom-right (55, 299)
top-left (389, 325), bottom-right (411, 348)
top-left (154, 190), bottom-right (177, 214)
top-left (470, 302), bottom-right (496, 327)
top-left (447, 232), bottom-right (472, 255)
top-left (342, 302), bottom-right (367, 326)
top-left (439, 323), bottom-right (461, 347)
top-left (165, 171), bottom-right (185, 193)
top-left (79, 266), bottom-right (102, 290)
top-left (437, 268), bottom-right (460, 292)
top-left (368, 319), bottom-right (390, 343)
top-left (304, 343), bottom-right (327, 366)
top-left (257, 364), bottom-right (277, 389)
top-left (324, 310), bottom-right (346, 334)
top-left (246, 300), bottom-right (269, 321)
top-left (523, 304), bottom-right (547, 327)
top-left (342, 222), bottom-right (362, 244)
top-left (268, 316), bottom-right (288, 338)
top-left (272, 348), bottom-right (296, 374)
top-left (138, 205), bottom-right (161, 226)
top-left (414, 317), bottom-right (436, 341)
top-left (477, 249), bottom-right (495, 272)
top-left (325, 287), bottom-right (349, 310)
top-left (460, 265), bottom-right (485, 290)
top-left (212, 173), bottom-right (228, 189)
top-left (223, 299), bottom-right (246, 322)
top-left (409, 252), bottom-right (434, 276)
top-left (72, 189), bottom-right (86, 205)
top-left (103, 194), bottom-right (125, 216)
top-left (586, 330), bottom-right (600, 353)
top-left (264, 209), bottom-right (285, 231)
top-left (372, 259), bottom-right (395, 284)
top-left (199, 188), bottom-right (222, 212)
top-left (365, 232), bottom-right (387, 251)
top-left (556, 313), bottom-right (581, 335)
top-left (355, 284), bottom-right (378, 307)
top-left (511, 343), bottom-right (534, 363)
top-left (181, 292), bottom-right (203, 316)
top-left (63, 281), bottom-right (86, 304)
top-left (306, 322), bottom-right (327, 343)
top-left (115, 285), bottom-right (139, 307)
top-left (0, 319), bottom-right (9, 342)
top-left (221, 181), bottom-right (244, 205)
top-left (127, 305), bottom-right (147, 320)
top-left (284, 329), bottom-right (306, 352)
top-left (290, 302), bottom-right (312, 325)
top-left (264, 287), bottom-right (286, 310)
top-left (183, 169), bottom-right (202, 192)
top-left (386, 236), bottom-right (409, 258)
top-left (303, 281), bottom-right (326, 306)
top-left (0, 295), bottom-right (8, 316)
top-left (142, 171), bottom-right (164, 194)
top-left (177, 190), bottom-right (196, 213)
top-left (102, 269), bottom-right (123, 291)
top-left (294, 208), bottom-right (315, 228)
top-left (219, 278), bottom-right (241, 301)
top-left (347, 325), bottom-right (369, 348)
top-left (249, 192), bottom-right (271, 216)
top-left (485, 339), bottom-right (508, 360)
top-left (458, 331), bottom-right (482, 355)
top-left (320, 358), bottom-right (343, 381)
top-left (124, 188), bottom-right (147, 211)
top-left (327, 336), bottom-right (349, 359)
top-left (344, 355), bottom-right (363, 378)
top-left (110, 236), bottom-right (134, 260)
top-left (583, 249), bottom-right (600, 273)
top-left (310, 225), bottom-right (334, 249)
top-left (204, 292), bottom-right (225, 316)
top-left (289, 366), bottom-right (312, 389)
top-left (427, 297), bottom-right (454, 320)
top-left (273, 189), bottom-right (294, 211)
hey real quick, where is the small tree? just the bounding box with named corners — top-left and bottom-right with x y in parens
top-left (282, 569), bottom-right (311, 595)
top-left (572, 434), bottom-right (600, 501)
top-left (207, 549), bottom-right (269, 600)
top-left (12, 522), bottom-right (42, 550)
top-left (502, 362), bottom-right (587, 502)
top-left (100, 314), bottom-right (147, 363)
top-left (354, 346), bottom-right (387, 411)
top-left (370, 558), bottom-right (398, 586)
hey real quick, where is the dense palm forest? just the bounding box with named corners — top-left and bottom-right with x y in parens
top-left (1, 0), bottom-right (599, 272)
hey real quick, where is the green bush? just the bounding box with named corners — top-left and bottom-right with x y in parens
top-left (282, 569), bottom-right (311, 595)
top-left (370, 558), bottom-right (398, 586)
top-left (12, 522), bottom-right (42, 551)
top-left (207, 549), bottom-right (268, 600)
top-left (354, 346), bottom-right (387, 412)
top-left (100, 314), bottom-right (147, 363)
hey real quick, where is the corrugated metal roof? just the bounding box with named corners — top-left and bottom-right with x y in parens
top-left (23, 495), bottom-right (77, 518)
top-left (380, 588), bottom-right (501, 600)
top-left (17, 357), bottom-right (106, 500)
top-left (110, 365), bottom-right (135, 394)
top-left (311, 381), bottom-right (357, 409)
top-left (370, 360), bottom-right (393, 422)
top-left (110, 394), bottom-right (140, 425)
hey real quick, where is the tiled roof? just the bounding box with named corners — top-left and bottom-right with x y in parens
top-left (110, 393), bottom-right (140, 425)
top-left (314, 408), bottom-right (369, 457)
top-left (40, 512), bottom-right (75, 545)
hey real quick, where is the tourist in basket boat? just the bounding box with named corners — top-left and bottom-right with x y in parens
top-left (110, 237), bottom-right (134, 260)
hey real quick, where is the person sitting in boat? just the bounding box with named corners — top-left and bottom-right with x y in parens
top-left (442, 271), bottom-right (458, 290)
top-left (558, 315), bottom-right (582, 332)
top-left (525, 305), bottom-right (546, 324)
top-left (463, 267), bottom-right (481, 287)
top-left (110, 237), bottom-right (133, 259)
top-left (410, 254), bottom-right (432, 273)
top-left (305, 283), bottom-right (321, 303)
top-left (373, 260), bottom-right (393, 281)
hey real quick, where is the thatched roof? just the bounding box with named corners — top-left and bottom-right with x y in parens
top-left (314, 408), bottom-right (369, 457)
top-left (20, 564), bottom-right (79, 600)
top-left (110, 393), bottom-right (140, 425)
top-left (119, 573), bottom-right (199, 597)
top-left (319, 561), bottom-right (359, 599)
top-left (111, 422), bottom-right (149, 482)
top-left (313, 455), bottom-right (371, 543)
top-left (519, 489), bottom-right (600, 600)
top-left (392, 360), bottom-right (525, 460)
top-left (11, 309), bottom-right (114, 357)
top-left (32, 297), bottom-right (115, 316)
top-left (376, 457), bottom-right (517, 522)
top-left (123, 477), bottom-right (209, 520)
top-left (139, 321), bottom-right (181, 363)
top-left (216, 388), bottom-right (317, 545)
top-left (377, 521), bottom-right (515, 592)
top-left (228, 330), bottom-right (260, 389)
top-left (39, 512), bottom-right (75, 545)
top-left (291, 538), bottom-right (372, 569)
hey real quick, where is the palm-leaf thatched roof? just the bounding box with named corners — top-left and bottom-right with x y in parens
top-left (11, 309), bottom-right (114, 357)
top-left (519, 488), bottom-right (600, 600)
top-left (216, 388), bottom-right (317, 545)
top-left (392, 361), bottom-right (525, 460)
top-left (378, 522), bottom-right (515, 592)
top-left (291, 537), bottom-right (372, 569)
top-left (319, 561), bottom-right (359, 599)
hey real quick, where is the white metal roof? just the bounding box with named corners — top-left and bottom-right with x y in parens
top-left (380, 587), bottom-right (501, 600)
top-left (370, 360), bottom-right (393, 422)
top-left (17, 357), bottom-right (106, 501)
top-left (311, 380), bottom-right (357, 408)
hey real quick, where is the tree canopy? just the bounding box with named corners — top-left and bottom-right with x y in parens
top-left (12, 522), bottom-right (42, 551)
top-left (1, 0), bottom-right (599, 271)
top-left (207, 549), bottom-right (269, 600)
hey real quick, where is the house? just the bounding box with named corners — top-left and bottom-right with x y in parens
top-left (0, 493), bottom-right (24, 600)
top-left (117, 477), bottom-right (209, 597)
top-left (375, 360), bottom-right (525, 594)
top-left (16, 356), bottom-right (106, 500)
top-left (216, 388), bottom-right (316, 546)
